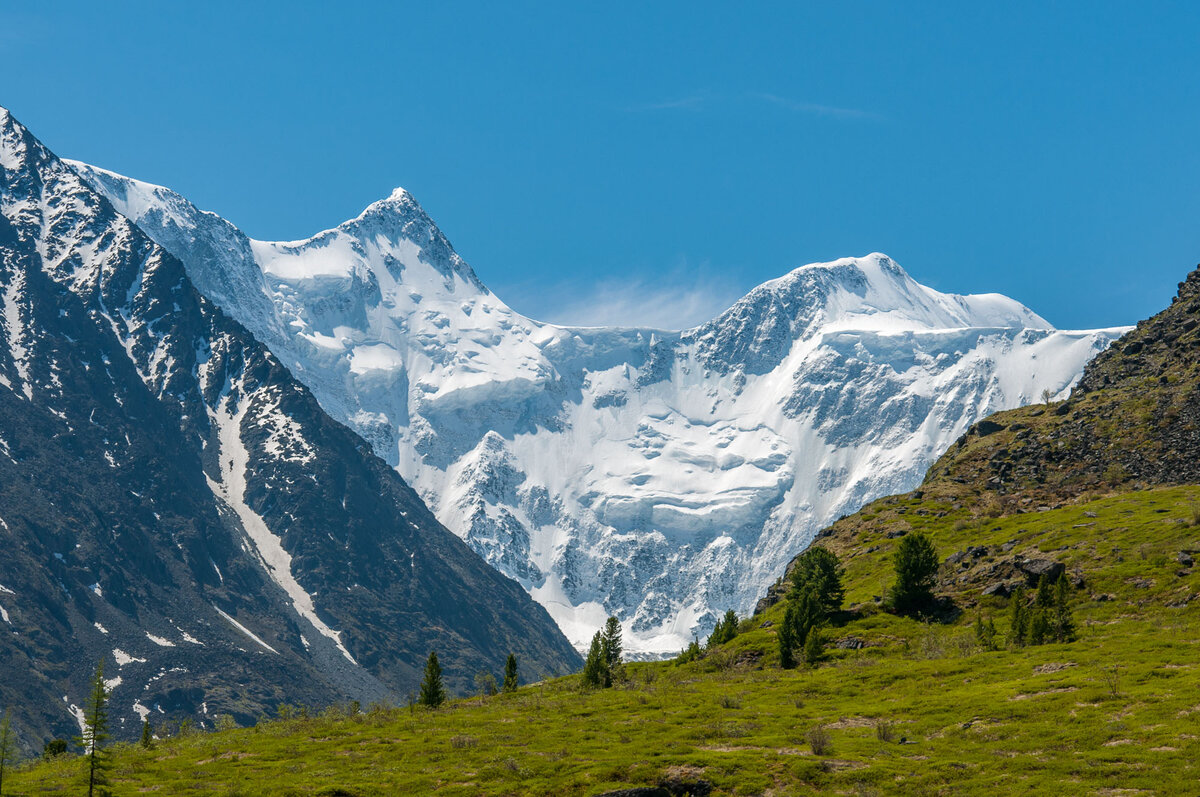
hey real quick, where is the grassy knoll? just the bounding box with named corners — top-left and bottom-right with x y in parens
top-left (8, 486), bottom-right (1200, 795)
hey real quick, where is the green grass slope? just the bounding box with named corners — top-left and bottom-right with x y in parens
top-left (7, 486), bottom-right (1199, 795)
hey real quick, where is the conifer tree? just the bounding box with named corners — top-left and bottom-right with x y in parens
top-left (419, 651), bottom-right (446, 708)
top-left (78, 659), bottom-right (111, 797)
top-left (789, 546), bottom-right (845, 617)
top-left (974, 613), bottom-right (997, 650)
top-left (792, 585), bottom-right (823, 647)
top-left (1008, 587), bottom-right (1029, 647)
top-left (0, 708), bottom-right (14, 797)
top-left (600, 616), bottom-right (623, 680)
top-left (140, 719), bottom-right (153, 750)
top-left (503, 653), bottom-right (519, 693)
top-left (706, 609), bottom-right (740, 648)
top-left (778, 603), bottom-right (798, 669)
top-left (1028, 604), bottom-right (1050, 645)
top-left (803, 627), bottom-right (823, 666)
top-left (1052, 573), bottom-right (1077, 642)
top-left (582, 631), bottom-right (606, 687)
top-left (889, 532), bottom-right (939, 615)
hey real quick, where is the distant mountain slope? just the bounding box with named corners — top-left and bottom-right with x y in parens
top-left (72, 165), bottom-right (1127, 656)
top-left (0, 107), bottom-right (579, 748)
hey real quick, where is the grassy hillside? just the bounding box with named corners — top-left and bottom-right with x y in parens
top-left (8, 485), bottom-right (1199, 795)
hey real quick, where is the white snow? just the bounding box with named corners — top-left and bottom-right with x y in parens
top-left (0, 604), bottom-right (9, 624)
top-left (213, 606), bottom-right (279, 655)
top-left (73, 163), bottom-right (1131, 656)
top-left (113, 648), bottom-right (147, 666)
top-left (145, 633), bottom-right (175, 647)
top-left (206, 382), bottom-right (356, 663)
top-left (94, 622), bottom-right (109, 634)
top-left (132, 701), bottom-right (150, 722)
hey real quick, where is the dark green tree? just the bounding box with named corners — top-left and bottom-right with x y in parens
top-left (1052, 573), bottom-right (1076, 643)
top-left (0, 709), bottom-right (14, 797)
top-left (42, 739), bottom-right (67, 759)
top-left (889, 532), bottom-right (939, 614)
top-left (803, 627), bottom-right (823, 666)
top-left (778, 603), bottom-right (798, 669)
top-left (600, 616), bottom-right (623, 682)
top-left (789, 546), bottom-right (845, 617)
top-left (419, 651), bottom-right (446, 708)
top-left (1008, 587), bottom-right (1029, 647)
top-left (503, 653), bottom-right (519, 693)
top-left (140, 719), bottom-right (153, 750)
top-left (77, 659), bottom-right (111, 797)
top-left (791, 585), bottom-right (823, 646)
top-left (677, 637), bottom-right (703, 665)
top-left (581, 631), bottom-right (606, 687)
top-left (707, 609), bottom-right (740, 648)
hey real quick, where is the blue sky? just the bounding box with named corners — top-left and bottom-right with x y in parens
top-left (2, 2), bottom-right (1199, 329)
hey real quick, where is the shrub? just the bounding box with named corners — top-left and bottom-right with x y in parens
top-left (807, 725), bottom-right (832, 756)
top-left (874, 719), bottom-right (897, 743)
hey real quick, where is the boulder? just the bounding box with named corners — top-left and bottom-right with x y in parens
top-left (1017, 558), bottom-right (1065, 585)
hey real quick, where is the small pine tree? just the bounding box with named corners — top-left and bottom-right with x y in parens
top-left (1008, 587), bottom-right (1029, 647)
top-left (503, 653), bottom-right (519, 693)
top-left (1028, 605), bottom-right (1051, 645)
top-left (792, 585), bottom-right (823, 647)
top-left (0, 709), bottom-right (14, 797)
top-left (1052, 573), bottom-right (1077, 642)
top-left (803, 627), bottom-right (823, 666)
top-left (42, 739), bottom-right (67, 759)
top-left (789, 546), bottom-right (845, 618)
top-left (419, 651), bottom-right (446, 708)
top-left (706, 609), bottom-right (740, 648)
top-left (600, 616), bottom-right (623, 682)
top-left (974, 613), bottom-right (997, 650)
top-left (582, 631), bottom-right (606, 687)
top-left (889, 532), bottom-right (939, 615)
top-left (677, 637), bottom-right (703, 665)
top-left (78, 658), bottom-right (111, 797)
top-left (140, 719), bottom-right (153, 749)
top-left (778, 603), bottom-right (798, 669)
top-left (1035, 574), bottom-right (1055, 610)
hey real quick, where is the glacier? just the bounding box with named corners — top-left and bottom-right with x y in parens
top-left (71, 162), bottom-right (1129, 656)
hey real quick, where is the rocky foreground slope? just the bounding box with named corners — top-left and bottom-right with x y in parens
top-left (74, 162), bottom-right (1128, 653)
top-left (0, 107), bottom-right (579, 747)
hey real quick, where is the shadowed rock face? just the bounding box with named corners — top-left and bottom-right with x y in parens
top-left (0, 107), bottom-right (579, 751)
top-left (72, 160), bottom-right (1127, 656)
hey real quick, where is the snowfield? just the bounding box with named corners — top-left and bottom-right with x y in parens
top-left (72, 163), bottom-right (1129, 656)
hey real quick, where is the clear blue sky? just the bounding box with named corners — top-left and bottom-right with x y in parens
top-left (3, 2), bottom-right (1199, 329)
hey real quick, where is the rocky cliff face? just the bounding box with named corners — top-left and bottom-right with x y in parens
top-left (0, 108), bottom-right (579, 748)
top-left (72, 163), bottom-right (1127, 656)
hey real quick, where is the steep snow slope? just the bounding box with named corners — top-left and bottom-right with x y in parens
top-left (73, 163), bottom-right (1128, 655)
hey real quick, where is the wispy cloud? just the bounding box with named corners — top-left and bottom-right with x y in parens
top-left (623, 94), bottom-right (711, 113)
top-left (502, 266), bottom-right (747, 331)
top-left (753, 93), bottom-right (883, 121)
top-left (624, 91), bottom-right (881, 122)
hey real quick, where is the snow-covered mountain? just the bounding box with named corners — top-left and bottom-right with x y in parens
top-left (73, 162), bottom-right (1129, 656)
top-left (0, 107), bottom-right (579, 745)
